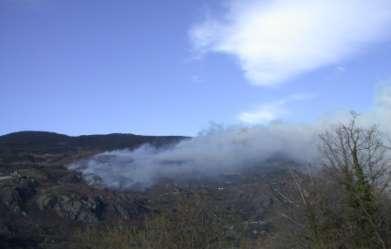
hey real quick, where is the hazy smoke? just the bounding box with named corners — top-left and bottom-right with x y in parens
top-left (69, 86), bottom-right (391, 189)
top-left (69, 124), bottom-right (318, 189)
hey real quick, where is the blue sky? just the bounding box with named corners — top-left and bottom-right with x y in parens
top-left (1, 0), bottom-right (391, 136)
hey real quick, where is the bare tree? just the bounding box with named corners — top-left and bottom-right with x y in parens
top-left (270, 114), bottom-right (391, 249)
top-left (270, 168), bottom-right (345, 249)
top-left (318, 113), bottom-right (390, 249)
top-left (319, 113), bottom-right (390, 190)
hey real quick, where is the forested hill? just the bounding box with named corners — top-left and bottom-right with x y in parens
top-left (0, 131), bottom-right (187, 163)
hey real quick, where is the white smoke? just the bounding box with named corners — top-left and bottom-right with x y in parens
top-left (69, 86), bottom-right (391, 189)
top-left (69, 124), bottom-right (317, 189)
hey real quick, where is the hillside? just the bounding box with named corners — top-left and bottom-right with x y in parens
top-left (0, 131), bottom-right (186, 165)
top-left (0, 131), bottom-right (188, 248)
top-left (0, 131), bottom-right (187, 153)
top-left (0, 131), bottom-right (291, 249)
top-left (3, 127), bottom-right (388, 249)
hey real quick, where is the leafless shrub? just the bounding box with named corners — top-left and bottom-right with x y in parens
top-left (270, 113), bottom-right (391, 249)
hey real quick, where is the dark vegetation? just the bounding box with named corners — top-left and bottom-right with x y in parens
top-left (0, 117), bottom-right (390, 249)
top-left (0, 131), bottom-right (186, 164)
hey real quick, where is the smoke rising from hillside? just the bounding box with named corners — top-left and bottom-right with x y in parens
top-left (69, 86), bottom-right (391, 189)
top-left (69, 124), bottom-right (318, 189)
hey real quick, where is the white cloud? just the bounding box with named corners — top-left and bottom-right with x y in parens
top-left (238, 94), bottom-right (313, 124)
top-left (238, 101), bottom-right (286, 124)
top-left (190, 0), bottom-right (391, 86)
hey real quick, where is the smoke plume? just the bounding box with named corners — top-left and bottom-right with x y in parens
top-left (69, 86), bottom-right (391, 189)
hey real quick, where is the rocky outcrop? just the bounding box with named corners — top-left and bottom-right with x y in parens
top-left (0, 174), bottom-right (38, 213)
top-left (36, 188), bottom-right (105, 223)
top-left (0, 164), bottom-right (151, 249)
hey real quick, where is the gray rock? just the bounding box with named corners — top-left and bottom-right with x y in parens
top-left (36, 189), bottom-right (105, 223)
